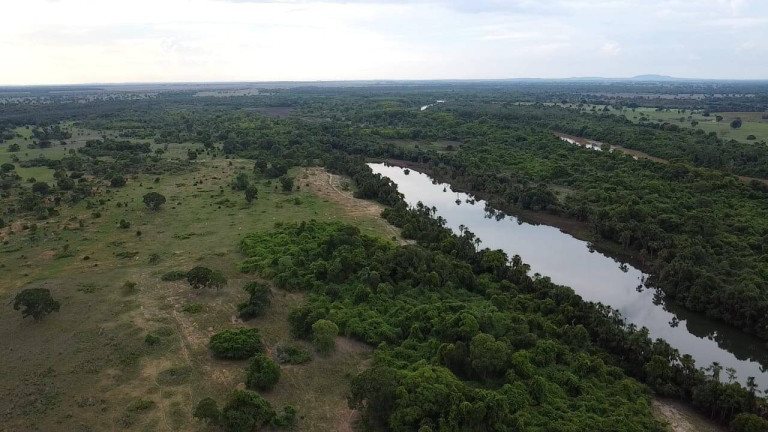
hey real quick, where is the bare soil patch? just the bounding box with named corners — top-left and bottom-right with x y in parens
top-left (653, 398), bottom-right (725, 432)
top-left (302, 167), bottom-right (408, 243)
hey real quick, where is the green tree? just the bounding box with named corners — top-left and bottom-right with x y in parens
top-left (13, 288), bottom-right (60, 321)
top-left (238, 281), bottom-right (272, 319)
top-left (279, 176), bottom-right (294, 192)
top-left (142, 192), bottom-right (166, 210)
top-left (311, 319), bottom-right (338, 354)
top-left (187, 266), bottom-right (213, 289)
top-left (245, 354), bottom-right (281, 391)
top-left (731, 118), bottom-right (743, 129)
top-left (110, 174), bottom-right (126, 187)
top-left (469, 333), bottom-right (509, 379)
top-left (245, 184), bottom-right (259, 203)
top-left (232, 173), bottom-right (250, 191)
top-left (32, 181), bottom-right (50, 195)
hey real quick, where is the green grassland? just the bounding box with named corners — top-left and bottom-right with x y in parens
top-left (557, 103), bottom-right (768, 144)
top-left (0, 139), bottom-right (394, 431)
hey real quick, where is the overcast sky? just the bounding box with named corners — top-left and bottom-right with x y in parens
top-left (1, 0), bottom-right (766, 84)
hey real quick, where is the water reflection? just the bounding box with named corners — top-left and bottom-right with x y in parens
top-left (369, 163), bottom-right (768, 387)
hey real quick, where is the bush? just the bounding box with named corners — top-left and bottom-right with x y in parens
top-left (148, 253), bottom-right (161, 265)
top-left (13, 288), bottom-right (60, 321)
top-left (275, 342), bottom-right (312, 364)
top-left (145, 334), bottom-right (161, 346)
top-left (209, 328), bottom-right (264, 359)
top-left (730, 413), bottom-right (768, 432)
top-left (312, 319), bottom-right (338, 354)
top-left (119, 219), bottom-right (131, 229)
top-left (245, 354), bottom-right (281, 391)
top-left (161, 270), bottom-right (187, 281)
top-left (238, 281), bottom-right (272, 320)
top-left (272, 405), bottom-right (297, 428)
top-left (194, 397), bottom-right (220, 424)
top-left (182, 303), bottom-right (204, 314)
top-left (221, 389), bottom-right (275, 432)
top-left (122, 281), bottom-right (138, 295)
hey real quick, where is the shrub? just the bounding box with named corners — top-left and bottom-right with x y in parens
top-left (209, 328), bottom-right (264, 359)
top-left (730, 413), bottom-right (768, 432)
top-left (221, 389), bottom-right (275, 432)
top-left (194, 397), bottom-right (221, 424)
top-left (182, 303), bottom-right (204, 314)
top-left (312, 319), bottom-right (338, 354)
top-left (143, 192), bottom-right (166, 210)
top-left (122, 281), bottom-right (138, 295)
top-left (145, 334), bottom-right (161, 346)
top-left (275, 342), bottom-right (312, 365)
top-left (148, 253), bottom-right (161, 265)
top-left (272, 405), bottom-right (297, 428)
top-left (245, 354), bottom-right (281, 391)
top-left (161, 270), bottom-right (187, 281)
top-left (119, 219), bottom-right (131, 229)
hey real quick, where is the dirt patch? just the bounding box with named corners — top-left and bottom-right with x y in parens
top-left (302, 167), bottom-right (408, 244)
top-left (652, 398), bottom-right (725, 432)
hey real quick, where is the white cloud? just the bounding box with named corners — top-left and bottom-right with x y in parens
top-left (0, 0), bottom-right (766, 84)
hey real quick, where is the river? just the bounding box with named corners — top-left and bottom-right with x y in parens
top-left (369, 162), bottom-right (768, 388)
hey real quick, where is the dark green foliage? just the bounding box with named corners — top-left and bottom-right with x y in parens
top-left (311, 319), bottom-right (338, 354)
top-left (118, 219), bottom-right (130, 229)
top-left (193, 397), bottom-right (220, 424)
top-left (187, 266), bottom-right (227, 291)
top-left (245, 183), bottom-right (258, 202)
top-left (1, 163), bottom-right (14, 173)
top-left (182, 303), bottom-right (203, 313)
top-left (271, 405), bottom-right (297, 428)
top-left (279, 176), bottom-right (294, 192)
top-left (209, 328), bottom-right (264, 360)
top-left (245, 354), bottom-right (281, 391)
top-left (730, 413), bottom-right (768, 432)
top-left (109, 174), bottom-right (126, 187)
top-left (275, 342), bottom-right (312, 364)
top-left (31, 181), bottom-right (50, 195)
top-left (145, 334), bottom-right (161, 346)
top-left (142, 192), bottom-right (166, 210)
top-left (730, 118), bottom-right (743, 129)
top-left (238, 281), bottom-right (272, 320)
top-left (161, 270), bottom-right (187, 281)
top-left (221, 389), bottom-right (275, 432)
top-left (232, 172), bottom-right (250, 191)
top-left (241, 220), bottom-right (764, 430)
top-left (13, 288), bottom-right (60, 321)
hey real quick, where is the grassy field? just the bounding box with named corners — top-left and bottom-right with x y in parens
top-left (556, 103), bottom-right (768, 144)
top-left (0, 140), bottom-right (397, 431)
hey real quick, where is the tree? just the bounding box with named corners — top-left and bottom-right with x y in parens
top-left (311, 319), bottom-right (338, 353)
top-left (32, 181), bottom-right (50, 195)
top-left (469, 333), bottom-right (509, 379)
top-left (238, 281), bottom-right (272, 319)
top-left (209, 328), bottom-right (264, 359)
top-left (279, 176), bottom-right (294, 192)
top-left (245, 184), bottom-right (259, 203)
top-left (232, 173), bottom-right (250, 191)
top-left (8, 143), bottom-right (20, 152)
top-left (143, 192), bottom-right (166, 210)
top-left (13, 288), bottom-right (60, 321)
top-left (187, 266), bottom-right (212, 289)
top-left (0, 163), bottom-right (13, 173)
top-left (730, 413), bottom-right (768, 432)
top-left (245, 354), bottom-right (281, 391)
top-left (730, 118), bottom-right (743, 129)
top-left (716, 115), bottom-right (724, 122)
top-left (110, 174), bottom-right (126, 187)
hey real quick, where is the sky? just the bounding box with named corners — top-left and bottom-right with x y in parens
top-left (1, 0), bottom-right (766, 85)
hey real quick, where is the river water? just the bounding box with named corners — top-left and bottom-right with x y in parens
top-left (369, 163), bottom-right (768, 388)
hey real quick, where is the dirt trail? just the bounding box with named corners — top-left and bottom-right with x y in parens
top-left (303, 167), bottom-right (409, 244)
top-left (652, 398), bottom-right (725, 432)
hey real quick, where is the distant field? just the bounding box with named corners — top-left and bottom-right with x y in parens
top-left (0, 138), bottom-right (399, 431)
top-left (558, 103), bottom-right (768, 144)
